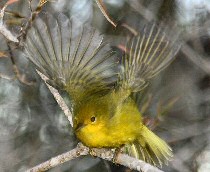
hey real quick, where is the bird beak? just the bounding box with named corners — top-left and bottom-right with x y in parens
top-left (74, 123), bottom-right (86, 132)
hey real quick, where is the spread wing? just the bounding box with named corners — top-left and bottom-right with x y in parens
top-left (119, 23), bottom-right (180, 92)
top-left (24, 13), bottom-right (118, 104)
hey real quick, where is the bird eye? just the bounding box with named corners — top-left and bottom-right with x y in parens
top-left (90, 116), bottom-right (96, 122)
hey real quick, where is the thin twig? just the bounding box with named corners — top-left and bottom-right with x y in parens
top-left (17, 0), bottom-right (50, 42)
top-left (95, 0), bottom-right (117, 27)
top-left (0, 0), bottom-right (19, 42)
top-left (7, 43), bottom-right (35, 85)
top-left (0, 73), bottom-right (14, 80)
top-left (121, 23), bottom-right (138, 36)
top-left (36, 70), bottom-right (73, 126)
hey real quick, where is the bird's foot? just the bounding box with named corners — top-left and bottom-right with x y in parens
top-left (89, 148), bottom-right (97, 157)
top-left (112, 145), bottom-right (124, 163)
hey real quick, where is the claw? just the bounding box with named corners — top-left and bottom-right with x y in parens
top-left (89, 148), bottom-right (97, 157)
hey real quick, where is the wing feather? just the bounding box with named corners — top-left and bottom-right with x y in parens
top-left (120, 23), bottom-right (180, 92)
top-left (24, 13), bottom-right (118, 103)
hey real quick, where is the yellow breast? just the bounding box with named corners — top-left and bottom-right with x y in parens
top-left (74, 89), bottom-right (143, 148)
top-left (75, 98), bottom-right (143, 148)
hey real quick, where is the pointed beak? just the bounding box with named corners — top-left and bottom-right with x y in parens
top-left (74, 123), bottom-right (86, 132)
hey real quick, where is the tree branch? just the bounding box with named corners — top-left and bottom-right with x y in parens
top-left (26, 143), bottom-right (89, 172)
top-left (7, 43), bottom-right (35, 85)
top-left (26, 142), bottom-right (163, 172)
top-left (0, 72), bottom-right (14, 80)
top-left (95, 0), bottom-right (117, 27)
top-left (36, 70), bottom-right (73, 126)
top-left (0, 0), bottom-right (19, 42)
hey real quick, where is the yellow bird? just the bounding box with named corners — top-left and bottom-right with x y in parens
top-left (24, 13), bottom-right (180, 167)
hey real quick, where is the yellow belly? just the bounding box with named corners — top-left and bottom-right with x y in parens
top-left (74, 91), bottom-right (143, 148)
top-left (76, 125), bottom-right (138, 148)
top-left (76, 106), bottom-right (142, 148)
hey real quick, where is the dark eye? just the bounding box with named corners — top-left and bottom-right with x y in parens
top-left (90, 116), bottom-right (96, 122)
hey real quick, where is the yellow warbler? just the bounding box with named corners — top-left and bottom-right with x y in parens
top-left (24, 13), bottom-right (180, 167)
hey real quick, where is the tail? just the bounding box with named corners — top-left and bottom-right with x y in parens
top-left (125, 125), bottom-right (173, 167)
top-left (120, 23), bottom-right (180, 92)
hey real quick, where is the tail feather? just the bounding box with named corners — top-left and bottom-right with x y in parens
top-left (125, 125), bottom-right (173, 167)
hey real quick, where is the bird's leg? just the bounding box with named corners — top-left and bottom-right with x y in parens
top-left (89, 148), bottom-right (97, 157)
top-left (112, 145), bottom-right (125, 163)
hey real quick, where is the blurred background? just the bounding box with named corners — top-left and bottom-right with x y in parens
top-left (0, 0), bottom-right (210, 171)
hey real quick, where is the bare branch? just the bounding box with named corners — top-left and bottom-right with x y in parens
top-left (95, 0), bottom-right (117, 27)
top-left (7, 43), bottom-right (35, 85)
top-left (0, 21), bottom-right (19, 42)
top-left (12, 64), bottom-right (35, 85)
top-left (26, 143), bottom-right (89, 172)
top-left (115, 153), bottom-right (163, 172)
top-left (121, 23), bottom-right (138, 36)
top-left (26, 143), bottom-right (163, 172)
top-left (36, 70), bottom-right (73, 126)
top-left (0, 0), bottom-right (19, 42)
top-left (0, 73), bottom-right (14, 80)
